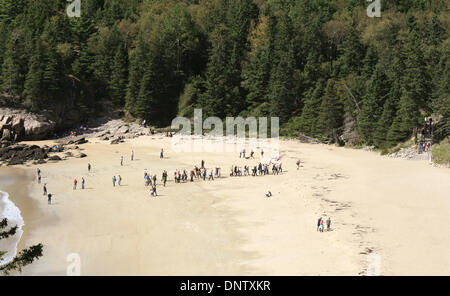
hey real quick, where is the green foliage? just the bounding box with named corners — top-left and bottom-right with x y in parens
top-left (0, 218), bottom-right (43, 275)
top-left (317, 79), bottom-right (344, 143)
top-left (0, 0), bottom-right (447, 148)
top-left (432, 137), bottom-right (450, 164)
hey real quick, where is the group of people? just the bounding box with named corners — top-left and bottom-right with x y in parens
top-left (112, 175), bottom-right (122, 186)
top-left (239, 148), bottom-right (264, 159)
top-left (40, 145), bottom-right (302, 205)
top-left (37, 169), bottom-right (54, 205)
top-left (173, 164), bottom-right (221, 184)
top-left (144, 170), bottom-right (159, 196)
top-left (317, 217), bottom-right (332, 232)
top-left (230, 162), bottom-right (283, 177)
top-left (73, 177), bottom-right (86, 190)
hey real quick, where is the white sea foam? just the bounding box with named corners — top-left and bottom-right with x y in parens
top-left (0, 190), bottom-right (24, 266)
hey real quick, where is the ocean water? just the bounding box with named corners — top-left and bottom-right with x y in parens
top-left (0, 190), bottom-right (25, 266)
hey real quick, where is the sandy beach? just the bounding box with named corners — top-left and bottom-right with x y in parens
top-left (2, 136), bottom-right (450, 275)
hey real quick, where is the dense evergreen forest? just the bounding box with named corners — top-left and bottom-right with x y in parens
top-left (0, 0), bottom-right (448, 148)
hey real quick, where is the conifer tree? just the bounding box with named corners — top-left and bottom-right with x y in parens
top-left (316, 79), bottom-right (344, 143)
top-left (358, 63), bottom-right (390, 144)
top-left (298, 79), bottom-right (326, 136)
top-left (110, 44), bottom-right (128, 108)
top-left (24, 40), bottom-right (45, 112)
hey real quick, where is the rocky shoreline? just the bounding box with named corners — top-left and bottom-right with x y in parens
top-left (0, 108), bottom-right (55, 143)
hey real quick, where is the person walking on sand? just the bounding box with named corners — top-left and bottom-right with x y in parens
top-left (261, 149), bottom-right (264, 159)
top-left (296, 160), bottom-right (301, 170)
top-left (162, 171), bottom-right (167, 187)
top-left (118, 175), bottom-right (122, 186)
top-left (43, 184), bottom-right (47, 196)
top-left (37, 168), bottom-right (41, 177)
top-left (319, 218), bottom-right (324, 232)
top-left (38, 174), bottom-right (41, 184)
top-left (317, 217), bottom-right (322, 231)
top-left (47, 193), bottom-right (52, 205)
top-left (88, 163), bottom-right (91, 173)
top-left (73, 179), bottom-right (77, 190)
top-left (120, 156), bottom-right (123, 166)
top-left (201, 160), bottom-right (205, 169)
top-left (112, 176), bottom-right (117, 187)
top-left (81, 177), bottom-right (85, 190)
top-left (131, 150), bottom-right (134, 161)
top-left (326, 217), bottom-right (331, 231)
top-left (160, 149), bottom-right (164, 159)
top-left (151, 185), bottom-right (157, 197)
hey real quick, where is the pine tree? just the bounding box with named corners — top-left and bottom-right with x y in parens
top-left (0, 44), bottom-right (22, 97)
top-left (42, 44), bottom-right (60, 100)
top-left (373, 87), bottom-right (400, 148)
top-left (198, 24), bottom-right (241, 118)
top-left (298, 79), bottom-right (326, 137)
top-left (358, 63), bottom-right (390, 144)
top-left (126, 32), bottom-right (147, 115)
top-left (0, 218), bottom-right (43, 275)
top-left (110, 44), bottom-right (128, 108)
top-left (135, 65), bottom-right (156, 121)
top-left (245, 47), bottom-right (271, 111)
top-left (266, 13), bottom-right (297, 123)
top-left (24, 40), bottom-right (44, 112)
top-left (388, 27), bottom-right (431, 143)
top-left (316, 79), bottom-right (344, 143)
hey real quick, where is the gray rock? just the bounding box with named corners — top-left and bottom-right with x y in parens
top-left (1, 129), bottom-right (12, 141)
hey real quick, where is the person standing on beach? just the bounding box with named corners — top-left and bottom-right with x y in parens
top-left (73, 179), bottom-right (77, 190)
top-left (326, 217), bottom-right (331, 231)
top-left (319, 218), bottom-right (324, 232)
top-left (131, 150), bottom-right (134, 161)
top-left (317, 217), bottom-right (321, 231)
top-left (112, 176), bottom-right (117, 187)
top-left (162, 171), bottom-right (167, 187)
top-left (37, 168), bottom-right (41, 177)
top-left (261, 149), bottom-right (264, 159)
top-left (43, 184), bottom-right (47, 196)
top-left (201, 160), bottom-right (205, 169)
top-left (120, 156), bottom-right (124, 166)
top-left (118, 175), bottom-right (122, 186)
top-left (38, 174), bottom-right (41, 184)
top-left (296, 160), bottom-right (301, 170)
top-left (48, 193), bottom-right (52, 205)
top-left (160, 149), bottom-right (164, 159)
top-left (81, 177), bottom-right (85, 190)
top-left (88, 163), bottom-right (91, 173)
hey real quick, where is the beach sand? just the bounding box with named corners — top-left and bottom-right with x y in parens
top-left (2, 136), bottom-right (450, 275)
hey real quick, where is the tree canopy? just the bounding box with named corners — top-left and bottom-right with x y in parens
top-left (0, 0), bottom-right (448, 147)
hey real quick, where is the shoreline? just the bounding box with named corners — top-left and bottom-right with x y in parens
top-left (0, 168), bottom-right (33, 268)
top-left (0, 136), bottom-right (449, 275)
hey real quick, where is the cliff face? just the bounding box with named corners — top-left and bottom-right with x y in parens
top-left (0, 108), bottom-right (56, 143)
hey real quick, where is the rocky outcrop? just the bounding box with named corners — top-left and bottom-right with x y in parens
top-left (297, 134), bottom-right (321, 144)
top-left (386, 146), bottom-right (429, 161)
top-left (0, 144), bottom-right (49, 165)
top-left (56, 136), bottom-right (88, 146)
top-left (0, 108), bottom-right (55, 142)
